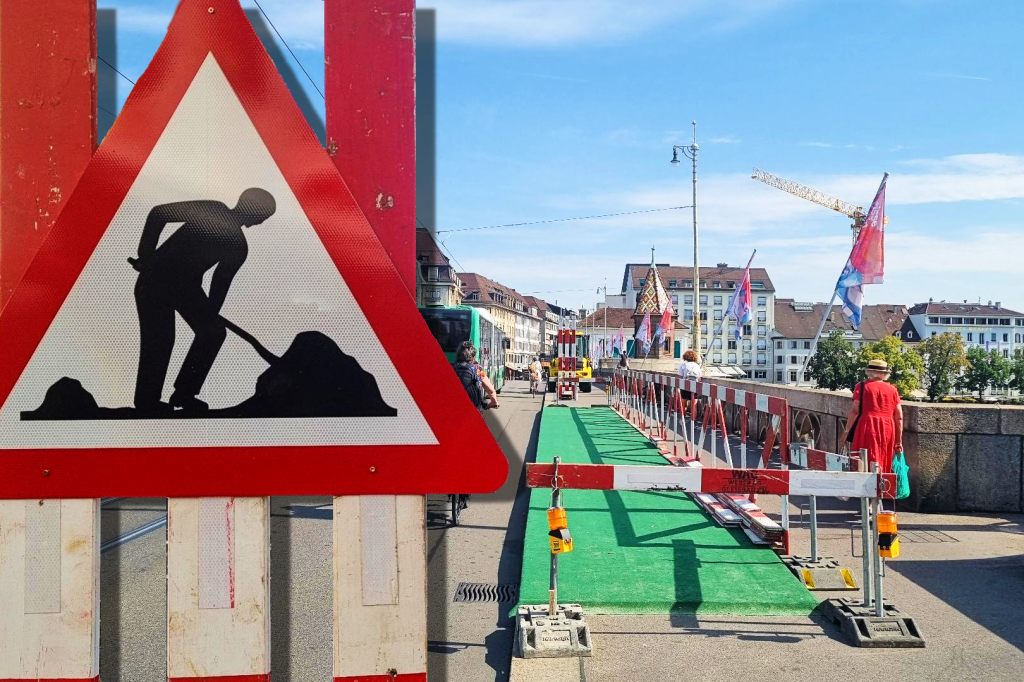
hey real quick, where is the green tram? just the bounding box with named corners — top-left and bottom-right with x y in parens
top-left (419, 305), bottom-right (507, 393)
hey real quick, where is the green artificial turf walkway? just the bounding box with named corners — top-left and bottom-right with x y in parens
top-left (518, 405), bottom-right (818, 615)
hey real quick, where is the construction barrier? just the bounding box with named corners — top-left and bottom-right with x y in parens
top-left (609, 369), bottom-right (791, 547)
top-left (556, 328), bottom-right (579, 403)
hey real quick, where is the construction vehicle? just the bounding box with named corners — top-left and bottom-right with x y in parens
top-left (751, 168), bottom-right (865, 244)
top-left (547, 356), bottom-right (593, 393)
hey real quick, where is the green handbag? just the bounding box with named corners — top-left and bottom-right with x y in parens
top-left (892, 450), bottom-right (910, 500)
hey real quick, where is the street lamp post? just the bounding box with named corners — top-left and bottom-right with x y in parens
top-left (671, 121), bottom-right (700, 358)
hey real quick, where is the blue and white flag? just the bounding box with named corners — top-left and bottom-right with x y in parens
top-left (635, 312), bottom-right (652, 355)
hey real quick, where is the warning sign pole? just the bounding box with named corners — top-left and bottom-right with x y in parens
top-left (0, 2), bottom-right (100, 680)
top-left (326, 2), bottom-right (426, 680)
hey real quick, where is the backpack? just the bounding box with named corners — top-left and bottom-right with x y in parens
top-left (455, 362), bottom-right (484, 408)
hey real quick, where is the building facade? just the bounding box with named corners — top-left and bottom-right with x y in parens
top-left (619, 262), bottom-right (776, 381)
top-left (899, 301), bottom-right (1024, 358)
top-left (772, 299), bottom-right (909, 386)
top-left (415, 229), bottom-right (462, 307)
top-left (458, 272), bottom-right (542, 371)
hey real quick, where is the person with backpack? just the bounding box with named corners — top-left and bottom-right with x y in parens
top-left (455, 341), bottom-right (499, 409)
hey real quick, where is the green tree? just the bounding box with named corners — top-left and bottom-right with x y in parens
top-left (1009, 350), bottom-right (1024, 395)
top-left (857, 335), bottom-right (924, 399)
top-left (806, 330), bottom-right (858, 390)
top-left (958, 347), bottom-right (1012, 399)
top-left (916, 333), bottom-right (968, 401)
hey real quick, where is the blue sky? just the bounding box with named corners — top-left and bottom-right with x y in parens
top-left (102, 1), bottom-right (1024, 313)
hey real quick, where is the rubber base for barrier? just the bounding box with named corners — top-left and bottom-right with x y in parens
top-left (782, 556), bottom-right (858, 591)
top-left (819, 598), bottom-right (925, 648)
top-left (515, 604), bottom-right (593, 659)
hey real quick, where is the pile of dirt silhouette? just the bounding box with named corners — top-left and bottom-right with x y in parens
top-left (219, 331), bottom-right (396, 417)
top-left (21, 332), bottom-right (396, 420)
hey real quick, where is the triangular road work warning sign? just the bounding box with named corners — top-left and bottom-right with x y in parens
top-left (0, 0), bottom-right (507, 498)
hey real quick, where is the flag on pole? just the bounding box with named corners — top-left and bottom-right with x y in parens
top-left (653, 303), bottom-right (674, 344)
top-left (636, 312), bottom-right (652, 355)
top-left (725, 254), bottom-right (754, 339)
top-left (836, 174), bottom-right (888, 329)
top-left (612, 325), bottom-right (624, 354)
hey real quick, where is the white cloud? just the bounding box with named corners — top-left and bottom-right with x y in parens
top-left (710, 135), bottom-right (741, 145)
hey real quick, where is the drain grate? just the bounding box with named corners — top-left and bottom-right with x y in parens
top-left (899, 528), bottom-right (958, 543)
top-left (453, 582), bottom-right (519, 603)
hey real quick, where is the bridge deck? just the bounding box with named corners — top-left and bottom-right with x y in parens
top-left (518, 405), bottom-right (818, 615)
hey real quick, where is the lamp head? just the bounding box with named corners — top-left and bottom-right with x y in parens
top-left (670, 147), bottom-right (681, 164)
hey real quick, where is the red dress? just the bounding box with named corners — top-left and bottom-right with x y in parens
top-left (851, 380), bottom-right (901, 474)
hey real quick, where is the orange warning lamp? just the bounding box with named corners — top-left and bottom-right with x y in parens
top-left (877, 510), bottom-right (900, 559)
top-left (548, 507), bottom-right (573, 554)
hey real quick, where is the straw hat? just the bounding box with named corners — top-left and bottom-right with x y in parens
top-left (866, 358), bottom-right (890, 374)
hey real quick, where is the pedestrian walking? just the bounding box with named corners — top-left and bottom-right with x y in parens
top-left (677, 349), bottom-right (702, 412)
top-left (455, 341), bottom-right (500, 409)
top-left (840, 358), bottom-right (904, 474)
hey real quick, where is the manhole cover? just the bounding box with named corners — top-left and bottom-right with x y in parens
top-left (453, 582), bottom-right (519, 603)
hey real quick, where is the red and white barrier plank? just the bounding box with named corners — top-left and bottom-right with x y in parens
top-left (527, 463), bottom-right (894, 499)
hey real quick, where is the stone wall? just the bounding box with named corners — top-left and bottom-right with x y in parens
top-left (611, 370), bottom-right (1024, 513)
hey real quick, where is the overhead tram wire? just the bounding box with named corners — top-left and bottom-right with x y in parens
top-left (417, 218), bottom-right (468, 272)
top-left (436, 205), bottom-right (692, 234)
top-left (98, 55), bottom-right (136, 85)
top-left (253, 0), bottom-right (325, 100)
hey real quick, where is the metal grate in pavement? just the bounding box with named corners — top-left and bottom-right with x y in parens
top-left (453, 582), bottom-right (519, 603)
top-left (898, 528), bottom-right (958, 543)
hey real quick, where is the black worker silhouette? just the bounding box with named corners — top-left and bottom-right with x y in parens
top-left (133, 188), bottom-right (276, 414)
top-left (21, 188), bottom-right (397, 420)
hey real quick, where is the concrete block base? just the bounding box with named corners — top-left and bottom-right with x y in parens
top-left (515, 604), bottom-right (593, 659)
top-left (820, 598), bottom-right (925, 648)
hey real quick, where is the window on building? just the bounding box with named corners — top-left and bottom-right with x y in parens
top-left (988, 318), bottom-right (999, 325)
top-left (683, 279), bottom-right (692, 288)
top-left (699, 295), bottom-right (708, 305)
top-left (728, 353), bottom-right (737, 364)
top-left (743, 325), bottom-right (753, 336)
top-left (757, 311), bottom-right (767, 322)
top-left (952, 317), bottom-right (963, 324)
top-left (1004, 349), bottom-right (1010, 358)
top-left (803, 372), bottom-right (811, 382)
top-left (701, 338), bottom-right (708, 349)
top-left (992, 333), bottom-right (998, 342)
top-left (743, 353), bottom-right (752, 365)
top-left (743, 340), bottom-right (753, 351)
top-left (1017, 334), bottom-right (1022, 343)
top-left (728, 339), bottom-right (737, 350)
top-left (928, 317), bottom-right (939, 324)
top-left (701, 324), bottom-right (708, 334)
top-left (758, 325), bottom-right (767, 336)
top-left (712, 295), bottom-right (722, 305)
top-left (669, 279), bottom-right (677, 287)
top-left (684, 308), bottom-right (693, 320)
top-left (727, 281), bottom-right (735, 289)
top-left (713, 281), bottom-right (722, 289)
top-left (713, 353), bottom-right (722, 363)
top-left (776, 370), bottom-right (784, 382)
top-left (967, 332), bottom-right (973, 342)
top-left (1004, 333), bottom-right (1009, 343)
top-left (757, 353), bottom-right (767, 365)
top-left (789, 370), bottom-right (798, 382)
top-left (777, 355), bottom-right (784, 364)
top-left (940, 317), bottom-right (951, 324)
top-left (790, 341), bottom-right (797, 349)
top-left (714, 310), bottom-right (723, 321)
top-left (684, 294), bottom-right (694, 304)
top-left (757, 296), bottom-right (767, 307)
top-left (757, 340), bottom-right (767, 351)
top-left (671, 295), bottom-right (679, 306)
top-left (636, 280), bottom-right (644, 288)
top-left (776, 340), bottom-right (783, 349)
top-left (803, 341), bottom-right (811, 349)
top-left (755, 370), bottom-right (767, 380)
top-left (751, 281), bottom-right (766, 289)
top-left (700, 311), bottom-right (708, 321)
top-left (790, 355), bottom-right (798, 364)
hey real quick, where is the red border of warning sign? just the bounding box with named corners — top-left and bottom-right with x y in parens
top-left (0, 0), bottom-right (507, 498)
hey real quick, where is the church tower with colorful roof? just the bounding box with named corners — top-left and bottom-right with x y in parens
top-left (632, 249), bottom-right (675, 358)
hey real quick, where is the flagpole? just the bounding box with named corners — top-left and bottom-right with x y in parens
top-left (798, 291), bottom-right (839, 385)
top-left (701, 250), bottom-right (756, 369)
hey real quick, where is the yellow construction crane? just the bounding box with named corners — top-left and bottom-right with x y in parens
top-left (751, 168), bottom-right (865, 243)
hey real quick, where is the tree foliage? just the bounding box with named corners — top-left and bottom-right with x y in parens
top-left (807, 330), bottom-right (857, 390)
top-left (1009, 350), bottom-right (1024, 395)
top-left (917, 333), bottom-right (968, 401)
top-left (958, 346), bottom-right (1011, 399)
top-left (857, 335), bottom-right (924, 399)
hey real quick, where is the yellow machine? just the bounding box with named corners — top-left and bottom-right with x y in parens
top-left (546, 356), bottom-right (593, 393)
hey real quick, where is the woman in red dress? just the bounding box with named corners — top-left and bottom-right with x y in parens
top-left (840, 358), bottom-right (904, 474)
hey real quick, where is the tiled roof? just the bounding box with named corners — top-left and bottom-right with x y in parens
top-left (579, 307), bottom-right (688, 330)
top-left (633, 263), bottom-right (671, 316)
top-left (521, 295), bottom-right (549, 312)
top-left (623, 263), bottom-right (775, 292)
top-left (414, 228), bottom-right (451, 267)
top-left (458, 272), bottom-right (538, 314)
top-left (908, 301), bottom-right (1024, 317)
top-left (773, 298), bottom-right (908, 340)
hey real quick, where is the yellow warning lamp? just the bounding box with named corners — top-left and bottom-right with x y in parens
top-left (877, 510), bottom-right (900, 559)
top-left (547, 507), bottom-right (573, 554)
